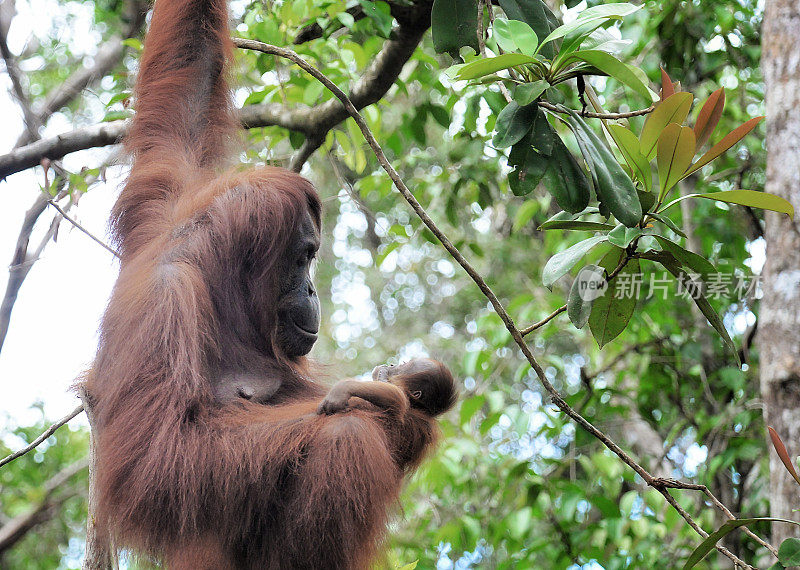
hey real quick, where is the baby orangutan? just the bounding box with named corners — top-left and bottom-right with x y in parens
top-left (318, 358), bottom-right (457, 418)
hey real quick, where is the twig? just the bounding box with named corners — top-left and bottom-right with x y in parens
top-left (0, 404), bottom-right (84, 469)
top-left (46, 200), bottom-right (120, 258)
top-left (538, 100), bottom-right (655, 120)
top-left (234, 38), bottom-right (770, 567)
top-left (520, 304), bottom-right (566, 335)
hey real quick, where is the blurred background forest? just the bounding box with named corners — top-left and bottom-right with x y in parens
top-left (0, 0), bottom-right (788, 567)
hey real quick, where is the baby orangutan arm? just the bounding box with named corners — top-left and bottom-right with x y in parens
top-left (317, 379), bottom-right (409, 416)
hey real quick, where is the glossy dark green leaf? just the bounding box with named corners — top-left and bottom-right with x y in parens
top-left (493, 102), bottom-right (538, 148)
top-left (543, 136), bottom-right (592, 212)
top-left (542, 235), bottom-right (608, 287)
top-left (431, 0), bottom-right (480, 56)
top-left (508, 135), bottom-right (549, 196)
top-left (589, 247), bottom-right (638, 347)
top-left (529, 109), bottom-right (557, 156)
top-left (564, 110), bottom-right (642, 227)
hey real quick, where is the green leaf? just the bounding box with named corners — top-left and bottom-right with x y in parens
top-left (538, 220), bottom-right (615, 231)
top-left (684, 518), bottom-right (800, 569)
top-left (493, 18), bottom-right (539, 55)
top-left (431, 0), bottom-right (480, 56)
top-left (455, 53), bottom-right (539, 80)
top-left (542, 235), bottom-right (608, 287)
top-left (661, 190), bottom-right (795, 218)
top-left (638, 190), bottom-right (656, 213)
top-left (398, 561), bottom-right (419, 570)
top-left (568, 264), bottom-right (604, 328)
top-left (779, 537), bottom-right (800, 566)
top-left (529, 110), bottom-right (557, 156)
top-left (646, 251), bottom-right (737, 360)
top-left (693, 87), bottom-right (725, 148)
top-left (514, 80), bottom-right (549, 106)
top-left (565, 50), bottom-right (652, 101)
top-left (543, 136), bottom-right (592, 212)
top-left (653, 236), bottom-right (716, 276)
top-left (508, 135), bottom-right (549, 196)
top-left (639, 92), bottom-right (694, 160)
top-left (589, 248), bottom-right (638, 347)
top-left (498, 0), bottom-right (560, 58)
top-left (493, 102), bottom-right (538, 148)
top-left (607, 124), bottom-right (652, 192)
top-left (608, 224), bottom-right (644, 248)
top-left (564, 109), bottom-right (642, 227)
top-left (684, 116), bottom-right (765, 177)
top-left (656, 123), bottom-right (696, 199)
top-left (492, 18), bottom-right (519, 52)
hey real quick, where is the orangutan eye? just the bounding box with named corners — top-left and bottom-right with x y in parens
top-left (410, 390), bottom-right (422, 399)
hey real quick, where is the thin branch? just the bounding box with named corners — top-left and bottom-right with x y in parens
top-left (520, 305), bottom-right (566, 335)
top-left (234, 39), bottom-right (770, 567)
top-left (47, 200), bottom-right (120, 258)
top-left (538, 100), bottom-right (655, 120)
top-left (0, 404), bottom-right (84, 469)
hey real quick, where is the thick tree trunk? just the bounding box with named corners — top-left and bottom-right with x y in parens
top-left (760, 0), bottom-right (800, 547)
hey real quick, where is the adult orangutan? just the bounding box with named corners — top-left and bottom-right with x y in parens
top-left (83, 0), bottom-right (457, 566)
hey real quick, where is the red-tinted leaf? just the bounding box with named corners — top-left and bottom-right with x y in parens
top-left (639, 92), bottom-right (694, 160)
top-left (694, 88), bottom-right (725, 148)
top-left (660, 67), bottom-right (674, 101)
top-left (768, 426), bottom-right (800, 486)
top-left (684, 116), bottom-right (764, 177)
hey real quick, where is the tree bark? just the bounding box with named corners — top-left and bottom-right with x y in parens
top-left (760, 0), bottom-right (800, 546)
